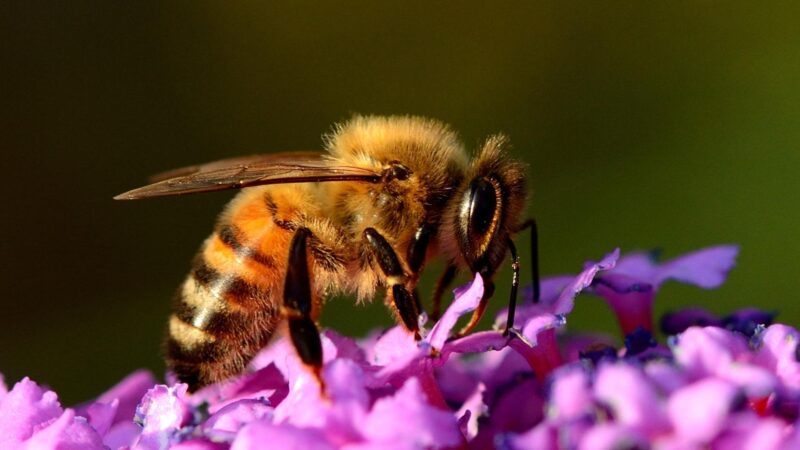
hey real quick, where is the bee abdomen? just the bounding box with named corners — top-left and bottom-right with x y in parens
top-left (165, 257), bottom-right (281, 391)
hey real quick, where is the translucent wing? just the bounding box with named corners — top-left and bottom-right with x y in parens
top-left (115, 151), bottom-right (381, 200)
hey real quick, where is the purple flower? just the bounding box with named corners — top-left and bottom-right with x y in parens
top-left (667, 378), bottom-right (742, 444)
top-left (594, 245), bottom-right (739, 335)
top-left (661, 307), bottom-right (775, 337)
top-left (6, 243), bottom-right (799, 449)
top-left (0, 377), bottom-right (106, 450)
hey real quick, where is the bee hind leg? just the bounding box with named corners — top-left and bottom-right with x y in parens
top-left (363, 228), bottom-right (422, 340)
top-left (283, 227), bottom-right (325, 392)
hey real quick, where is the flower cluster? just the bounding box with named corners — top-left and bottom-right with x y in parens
top-left (3, 244), bottom-right (799, 449)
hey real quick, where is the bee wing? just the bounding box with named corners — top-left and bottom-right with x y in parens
top-left (115, 151), bottom-right (381, 200)
top-left (145, 151), bottom-right (326, 183)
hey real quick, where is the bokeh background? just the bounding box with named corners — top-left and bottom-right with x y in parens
top-left (2, 2), bottom-right (799, 404)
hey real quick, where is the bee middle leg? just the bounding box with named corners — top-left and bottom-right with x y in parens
top-left (364, 228), bottom-right (422, 340)
top-left (516, 218), bottom-right (540, 302)
top-left (406, 223), bottom-right (435, 317)
top-left (283, 227), bottom-right (325, 388)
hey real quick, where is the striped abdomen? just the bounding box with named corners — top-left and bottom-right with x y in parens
top-left (165, 221), bottom-right (286, 391)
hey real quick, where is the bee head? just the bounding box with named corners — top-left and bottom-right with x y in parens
top-left (444, 135), bottom-right (528, 277)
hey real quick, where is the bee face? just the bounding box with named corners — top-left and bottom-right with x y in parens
top-left (443, 135), bottom-right (528, 279)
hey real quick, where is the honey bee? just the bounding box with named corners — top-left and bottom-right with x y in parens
top-left (116, 116), bottom-right (538, 391)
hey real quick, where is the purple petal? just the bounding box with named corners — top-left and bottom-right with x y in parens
top-left (369, 326), bottom-right (420, 367)
top-left (504, 276), bottom-right (572, 329)
top-left (673, 326), bottom-right (749, 380)
top-left (713, 414), bottom-right (787, 450)
top-left (593, 274), bottom-right (655, 334)
top-left (609, 250), bottom-right (659, 280)
top-left (593, 362), bottom-right (669, 435)
top-left (80, 399), bottom-right (118, 437)
top-left (369, 327), bottom-right (426, 385)
top-left (85, 369), bottom-right (157, 427)
top-left (275, 359), bottom-right (368, 445)
top-left (133, 384), bottom-right (192, 450)
top-left (169, 439), bottom-right (229, 450)
top-left (652, 245), bottom-right (739, 289)
top-left (577, 424), bottom-right (647, 450)
top-left (644, 361), bottom-right (689, 395)
top-left (653, 436), bottom-right (704, 450)
top-left (323, 329), bottom-right (369, 365)
top-left (204, 399), bottom-right (273, 435)
top-left (668, 378), bottom-right (740, 444)
top-left (20, 408), bottom-right (106, 450)
top-left (754, 325), bottom-right (800, 392)
top-left (0, 377), bottom-right (63, 447)
top-left (441, 331), bottom-right (509, 357)
top-left (456, 383), bottom-right (486, 440)
top-left (193, 364), bottom-right (286, 414)
top-left (231, 420), bottom-right (335, 450)
top-left (555, 248), bottom-right (620, 314)
top-left (499, 422), bottom-right (558, 450)
top-left (506, 314), bottom-right (565, 378)
top-left (487, 375), bottom-right (543, 435)
top-left (719, 363), bottom-right (777, 399)
top-left (103, 422), bottom-right (142, 449)
top-left (361, 377), bottom-right (462, 449)
top-left (436, 358), bottom-right (480, 405)
top-left (249, 332), bottom-right (339, 379)
top-left (428, 273), bottom-right (484, 350)
top-left (613, 246), bottom-right (739, 289)
top-left (496, 249), bottom-right (619, 328)
top-left (547, 366), bottom-right (592, 422)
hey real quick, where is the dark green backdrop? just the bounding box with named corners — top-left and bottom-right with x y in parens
top-left (2, 2), bottom-right (799, 403)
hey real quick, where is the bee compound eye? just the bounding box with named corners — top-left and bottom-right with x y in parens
top-left (467, 178), bottom-right (498, 239)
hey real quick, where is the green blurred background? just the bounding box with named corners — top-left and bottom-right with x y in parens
top-left (2, 2), bottom-right (799, 404)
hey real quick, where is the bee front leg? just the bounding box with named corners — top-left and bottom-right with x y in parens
top-left (363, 228), bottom-right (422, 340)
top-left (283, 227), bottom-right (325, 389)
top-left (406, 223), bottom-right (435, 317)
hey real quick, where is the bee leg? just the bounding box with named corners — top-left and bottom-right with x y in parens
top-left (502, 237), bottom-right (520, 336)
top-left (454, 238), bottom-right (521, 338)
top-left (430, 265), bottom-right (457, 321)
top-left (407, 224), bottom-right (434, 316)
top-left (364, 228), bottom-right (421, 340)
top-left (517, 218), bottom-right (540, 303)
top-left (283, 227), bottom-right (325, 391)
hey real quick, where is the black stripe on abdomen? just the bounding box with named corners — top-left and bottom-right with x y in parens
top-left (216, 224), bottom-right (276, 268)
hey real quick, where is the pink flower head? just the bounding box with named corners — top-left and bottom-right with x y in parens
top-left (6, 243), bottom-right (800, 449)
top-left (0, 377), bottom-right (106, 450)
